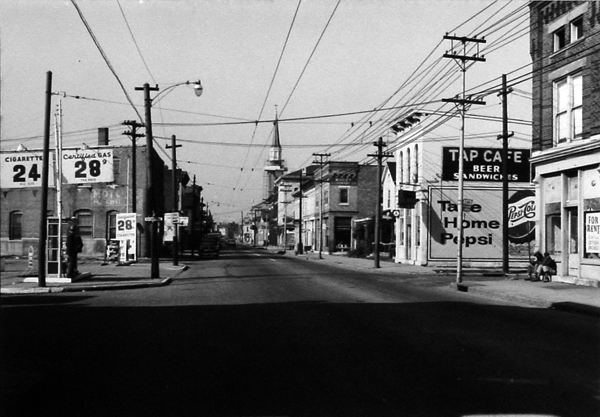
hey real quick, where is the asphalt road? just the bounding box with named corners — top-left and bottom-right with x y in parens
top-left (2, 246), bottom-right (599, 416)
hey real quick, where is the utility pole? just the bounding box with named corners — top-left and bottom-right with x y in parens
top-left (368, 137), bottom-right (393, 268)
top-left (313, 153), bottom-right (330, 259)
top-left (166, 135), bottom-right (182, 266)
top-left (297, 169), bottom-right (304, 255)
top-left (190, 177), bottom-right (201, 257)
top-left (498, 74), bottom-right (514, 276)
top-left (135, 83), bottom-right (159, 278)
top-left (38, 71), bottom-right (53, 287)
top-left (281, 184), bottom-right (291, 252)
top-left (122, 120), bottom-right (144, 214)
top-left (442, 34), bottom-right (486, 286)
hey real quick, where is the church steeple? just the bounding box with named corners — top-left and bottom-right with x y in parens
top-left (269, 109), bottom-right (282, 163)
top-left (263, 108), bottom-right (286, 199)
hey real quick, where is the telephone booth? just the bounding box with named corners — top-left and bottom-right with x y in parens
top-left (47, 217), bottom-right (68, 278)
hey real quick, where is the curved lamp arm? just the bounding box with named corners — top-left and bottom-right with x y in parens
top-left (152, 80), bottom-right (203, 105)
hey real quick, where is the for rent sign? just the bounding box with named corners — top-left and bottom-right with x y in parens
top-left (585, 212), bottom-right (600, 255)
top-left (442, 147), bottom-right (530, 182)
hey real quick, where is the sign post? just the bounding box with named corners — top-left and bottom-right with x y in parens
top-left (144, 214), bottom-right (162, 278)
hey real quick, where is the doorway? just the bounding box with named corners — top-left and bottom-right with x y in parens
top-left (567, 207), bottom-right (579, 276)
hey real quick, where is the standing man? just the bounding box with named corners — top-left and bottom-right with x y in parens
top-left (66, 224), bottom-right (83, 278)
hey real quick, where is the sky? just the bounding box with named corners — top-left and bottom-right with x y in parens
top-left (0, 0), bottom-right (532, 222)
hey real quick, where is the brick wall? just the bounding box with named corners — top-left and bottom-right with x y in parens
top-left (530, 1), bottom-right (600, 151)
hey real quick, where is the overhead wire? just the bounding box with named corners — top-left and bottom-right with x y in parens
top-left (117, 0), bottom-right (156, 84)
top-left (232, 0), bottom-right (303, 195)
top-left (70, 0), bottom-right (142, 122)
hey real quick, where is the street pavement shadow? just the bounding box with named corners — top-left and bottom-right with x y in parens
top-left (2, 299), bottom-right (598, 417)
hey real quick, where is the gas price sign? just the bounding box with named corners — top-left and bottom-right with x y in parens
top-left (0, 151), bottom-right (55, 188)
top-left (62, 149), bottom-right (114, 184)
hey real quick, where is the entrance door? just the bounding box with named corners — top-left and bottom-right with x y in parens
top-left (567, 208), bottom-right (579, 276)
top-left (406, 215), bottom-right (412, 261)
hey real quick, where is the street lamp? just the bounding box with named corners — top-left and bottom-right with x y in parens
top-left (135, 80), bottom-right (203, 278)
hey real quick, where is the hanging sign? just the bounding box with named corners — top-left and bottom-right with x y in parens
top-left (163, 212), bottom-right (179, 242)
top-left (0, 151), bottom-right (55, 188)
top-left (398, 190), bottom-right (417, 209)
top-left (62, 148), bottom-right (114, 184)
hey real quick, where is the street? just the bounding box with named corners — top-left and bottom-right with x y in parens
top-left (2, 246), bottom-right (599, 417)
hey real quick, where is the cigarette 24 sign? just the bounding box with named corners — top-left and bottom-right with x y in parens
top-left (1, 151), bottom-right (55, 188)
top-left (62, 149), bottom-right (114, 184)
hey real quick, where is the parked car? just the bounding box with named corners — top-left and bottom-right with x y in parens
top-left (199, 234), bottom-right (221, 257)
top-left (227, 238), bottom-right (236, 247)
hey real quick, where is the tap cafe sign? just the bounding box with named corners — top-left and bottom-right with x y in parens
top-left (428, 187), bottom-right (536, 261)
top-left (442, 147), bottom-right (531, 182)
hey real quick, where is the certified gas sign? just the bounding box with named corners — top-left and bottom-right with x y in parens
top-left (62, 149), bottom-right (114, 184)
top-left (0, 151), bottom-right (55, 188)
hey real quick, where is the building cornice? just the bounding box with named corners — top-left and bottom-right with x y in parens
top-left (530, 138), bottom-right (600, 166)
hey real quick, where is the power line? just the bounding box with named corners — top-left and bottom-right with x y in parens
top-left (117, 0), bottom-right (156, 84)
top-left (70, 0), bottom-right (142, 121)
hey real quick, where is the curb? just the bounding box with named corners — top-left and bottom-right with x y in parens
top-left (449, 282), bottom-right (600, 317)
top-left (1, 277), bottom-right (173, 294)
top-left (450, 282), bottom-right (552, 309)
top-left (61, 277), bottom-right (173, 292)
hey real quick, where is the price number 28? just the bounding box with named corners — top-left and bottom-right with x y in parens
top-left (117, 219), bottom-right (135, 232)
top-left (75, 159), bottom-right (104, 179)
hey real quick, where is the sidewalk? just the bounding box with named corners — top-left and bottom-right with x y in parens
top-left (275, 247), bottom-right (600, 317)
top-left (0, 257), bottom-right (186, 294)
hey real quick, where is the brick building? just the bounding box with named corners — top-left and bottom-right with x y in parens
top-left (290, 162), bottom-right (378, 253)
top-left (1, 129), bottom-right (166, 261)
top-left (529, 1), bottom-right (600, 285)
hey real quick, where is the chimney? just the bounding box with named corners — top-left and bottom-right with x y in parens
top-left (98, 127), bottom-right (109, 146)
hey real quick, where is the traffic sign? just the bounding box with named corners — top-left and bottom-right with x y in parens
top-left (144, 217), bottom-right (162, 222)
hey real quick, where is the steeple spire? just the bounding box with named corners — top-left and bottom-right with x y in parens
top-left (272, 107), bottom-right (281, 149)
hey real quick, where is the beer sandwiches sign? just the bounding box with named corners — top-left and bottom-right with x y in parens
top-left (442, 147), bottom-right (530, 182)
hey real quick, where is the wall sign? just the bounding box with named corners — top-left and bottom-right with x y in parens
top-left (428, 187), bottom-right (535, 261)
top-left (1, 151), bottom-right (55, 188)
top-left (62, 149), bottom-right (114, 184)
top-left (585, 212), bottom-right (600, 255)
top-left (442, 147), bottom-right (530, 182)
